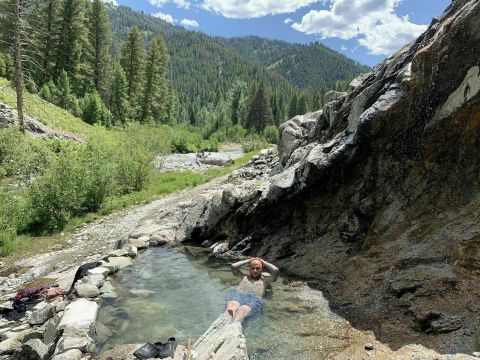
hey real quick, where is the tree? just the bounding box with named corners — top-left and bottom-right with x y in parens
top-left (120, 27), bottom-right (145, 120)
top-left (246, 84), bottom-right (273, 133)
top-left (110, 63), bottom-right (129, 126)
top-left (87, 0), bottom-right (111, 99)
top-left (82, 91), bottom-right (110, 127)
top-left (56, 70), bottom-right (74, 110)
top-left (288, 93), bottom-right (298, 119)
top-left (297, 94), bottom-right (308, 115)
top-left (28, 0), bottom-right (61, 83)
top-left (141, 36), bottom-right (169, 124)
top-left (56, 0), bottom-right (88, 79)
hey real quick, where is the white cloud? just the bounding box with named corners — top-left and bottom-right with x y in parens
top-left (152, 11), bottom-right (176, 23)
top-left (284, 17), bottom-right (294, 24)
top-left (102, 0), bottom-right (118, 5)
top-left (291, 0), bottom-right (427, 55)
top-left (201, 0), bottom-right (321, 19)
top-left (181, 18), bottom-right (200, 27)
top-left (149, 0), bottom-right (191, 9)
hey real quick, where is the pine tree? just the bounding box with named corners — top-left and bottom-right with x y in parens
top-left (28, 0), bottom-right (61, 83)
top-left (56, 69), bottom-right (74, 110)
top-left (246, 84), bottom-right (272, 133)
top-left (110, 63), bottom-right (128, 126)
top-left (297, 94), bottom-right (308, 115)
top-left (141, 35), bottom-right (169, 124)
top-left (120, 27), bottom-right (145, 120)
top-left (88, 0), bottom-right (111, 99)
top-left (55, 0), bottom-right (89, 79)
top-left (82, 91), bottom-right (111, 127)
top-left (288, 93), bottom-right (298, 118)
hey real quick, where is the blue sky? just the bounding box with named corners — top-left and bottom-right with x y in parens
top-left (107, 0), bottom-right (451, 67)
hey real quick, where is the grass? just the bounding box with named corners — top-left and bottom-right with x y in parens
top-left (1, 150), bottom-right (258, 264)
top-left (0, 77), bottom-right (94, 137)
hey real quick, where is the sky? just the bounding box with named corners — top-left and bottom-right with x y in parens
top-left (105, 0), bottom-right (452, 67)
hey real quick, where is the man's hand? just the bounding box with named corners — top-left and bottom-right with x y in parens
top-left (258, 258), bottom-right (279, 282)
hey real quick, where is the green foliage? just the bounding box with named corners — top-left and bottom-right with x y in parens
top-left (110, 63), bottom-right (129, 126)
top-left (0, 52), bottom-right (13, 79)
top-left (0, 193), bottom-right (18, 256)
top-left (82, 91), bottom-right (111, 127)
top-left (263, 125), bottom-right (279, 145)
top-left (288, 93), bottom-right (298, 119)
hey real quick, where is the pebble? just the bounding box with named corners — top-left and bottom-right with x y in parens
top-left (365, 343), bottom-right (374, 351)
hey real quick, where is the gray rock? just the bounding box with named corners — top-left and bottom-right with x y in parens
top-left (81, 274), bottom-right (105, 288)
top-left (58, 299), bottom-right (98, 332)
top-left (51, 349), bottom-right (82, 360)
top-left (365, 343), bottom-right (374, 350)
top-left (192, 313), bottom-right (248, 360)
top-left (11, 339), bottom-right (48, 360)
top-left (104, 256), bottom-right (132, 270)
top-left (126, 245), bottom-right (138, 257)
top-left (98, 281), bottom-right (117, 299)
top-left (108, 249), bottom-right (129, 257)
top-left (74, 283), bottom-right (100, 298)
top-left (86, 267), bottom-right (109, 277)
top-left (43, 313), bottom-right (62, 345)
top-left (54, 326), bottom-right (94, 354)
top-left (324, 90), bottom-right (347, 104)
top-left (27, 302), bottom-right (54, 326)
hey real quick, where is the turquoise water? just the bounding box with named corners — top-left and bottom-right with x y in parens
top-left (96, 247), bottom-right (354, 359)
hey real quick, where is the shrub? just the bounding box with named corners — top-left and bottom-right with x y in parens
top-left (82, 91), bottom-right (111, 127)
top-left (263, 125), bottom-right (279, 145)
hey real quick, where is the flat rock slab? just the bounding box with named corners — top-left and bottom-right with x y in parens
top-left (74, 283), bottom-right (100, 298)
top-left (52, 349), bottom-right (82, 360)
top-left (86, 267), bottom-right (109, 277)
top-left (192, 313), bottom-right (248, 360)
top-left (58, 299), bottom-right (98, 331)
top-left (129, 238), bottom-right (149, 249)
top-left (104, 256), bottom-right (132, 270)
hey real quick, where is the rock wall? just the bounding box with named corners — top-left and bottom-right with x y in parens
top-left (189, 0), bottom-right (480, 355)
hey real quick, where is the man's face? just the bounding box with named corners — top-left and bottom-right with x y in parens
top-left (249, 259), bottom-right (263, 279)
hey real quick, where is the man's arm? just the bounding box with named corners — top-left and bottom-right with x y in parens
top-left (231, 258), bottom-right (251, 278)
top-left (260, 258), bottom-right (279, 282)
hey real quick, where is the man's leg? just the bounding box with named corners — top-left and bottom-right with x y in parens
top-left (226, 301), bottom-right (240, 317)
top-left (233, 305), bottom-right (251, 322)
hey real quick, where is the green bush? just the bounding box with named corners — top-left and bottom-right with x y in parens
top-left (82, 91), bottom-right (111, 127)
top-left (263, 125), bottom-right (279, 145)
top-left (27, 144), bottom-right (87, 233)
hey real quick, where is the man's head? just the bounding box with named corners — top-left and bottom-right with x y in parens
top-left (249, 258), bottom-right (263, 279)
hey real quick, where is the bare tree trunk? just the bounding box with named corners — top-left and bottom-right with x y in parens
top-left (14, 0), bottom-right (25, 134)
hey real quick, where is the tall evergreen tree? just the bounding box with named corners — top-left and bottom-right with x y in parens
top-left (120, 27), bottom-right (145, 120)
top-left (246, 84), bottom-right (272, 133)
top-left (141, 35), bottom-right (169, 124)
top-left (297, 94), bottom-right (308, 115)
top-left (88, 0), bottom-right (111, 99)
top-left (288, 93), bottom-right (299, 119)
top-left (55, 0), bottom-right (89, 79)
top-left (28, 0), bottom-right (61, 83)
top-left (110, 63), bottom-right (128, 126)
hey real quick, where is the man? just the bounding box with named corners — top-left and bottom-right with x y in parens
top-left (225, 257), bottom-right (279, 322)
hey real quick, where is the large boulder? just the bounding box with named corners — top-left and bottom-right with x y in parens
top-left (58, 299), bottom-right (98, 332)
top-left (11, 339), bottom-right (49, 360)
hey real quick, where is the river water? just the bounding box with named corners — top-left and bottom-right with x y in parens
top-left (96, 247), bottom-right (357, 359)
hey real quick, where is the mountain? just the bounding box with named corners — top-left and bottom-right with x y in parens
top-left (108, 6), bottom-right (296, 111)
top-left (220, 36), bottom-right (371, 92)
top-left (107, 5), bottom-right (369, 112)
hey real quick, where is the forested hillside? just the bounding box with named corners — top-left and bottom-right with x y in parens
top-left (0, 0), bottom-right (370, 140)
top-left (221, 36), bottom-right (371, 93)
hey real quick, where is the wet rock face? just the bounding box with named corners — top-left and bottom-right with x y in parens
top-left (195, 0), bottom-right (480, 355)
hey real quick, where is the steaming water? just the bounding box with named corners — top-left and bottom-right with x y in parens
top-left (96, 247), bottom-right (355, 359)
